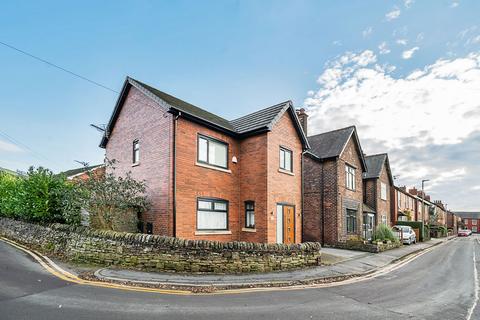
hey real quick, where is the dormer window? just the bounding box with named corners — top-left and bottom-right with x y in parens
top-left (133, 139), bottom-right (140, 164)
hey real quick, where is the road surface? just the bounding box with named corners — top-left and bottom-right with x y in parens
top-left (0, 236), bottom-right (478, 319)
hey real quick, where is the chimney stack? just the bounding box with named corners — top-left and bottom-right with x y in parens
top-left (296, 108), bottom-right (308, 137)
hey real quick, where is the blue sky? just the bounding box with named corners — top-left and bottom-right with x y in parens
top-left (1, 0), bottom-right (480, 210)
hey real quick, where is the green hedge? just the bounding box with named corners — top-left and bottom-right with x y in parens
top-left (0, 167), bottom-right (81, 225)
top-left (395, 221), bottom-right (426, 241)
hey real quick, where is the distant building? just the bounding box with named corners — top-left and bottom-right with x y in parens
top-left (61, 164), bottom-right (105, 181)
top-left (455, 212), bottom-right (480, 233)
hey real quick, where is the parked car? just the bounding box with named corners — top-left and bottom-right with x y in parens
top-left (393, 225), bottom-right (417, 245)
top-left (458, 229), bottom-right (472, 237)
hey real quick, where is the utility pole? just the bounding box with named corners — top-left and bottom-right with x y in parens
top-left (422, 179), bottom-right (429, 223)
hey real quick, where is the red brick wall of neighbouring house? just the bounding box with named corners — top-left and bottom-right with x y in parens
top-left (105, 86), bottom-right (174, 236)
top-left (302, 156), bottom-right (324, 243)
top-left (266, 112), bottom-right (303, 243)
top-left (303, 136), bottom-right (364, 246)
top-left (337, 138), bottom-right (364, 242)
top-left (174, 118), bottom-right (241, 242)
top-left (363, 179), bottom-right (376, 212)
top-left (376, 165), bottom-right (391, 226)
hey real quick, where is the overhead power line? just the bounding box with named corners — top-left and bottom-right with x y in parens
top-left (0, 41), bottom-right (118, 93)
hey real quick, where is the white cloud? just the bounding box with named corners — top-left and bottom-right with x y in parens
top-left (385, 7), bottom-right (401, 21)
top-left (396, 39), bottom-right (408, 46)
top-left (451, 2), bottom-right (459, 8)
top-left (0, 139), bottom-right (23, 153)
top-left (402, 46), bottom-right (419, 59)
top-left (304, 50), bottom-right (480, 148)
top-left (332, 40), bottom-right (342, 46)
top-left (362, 26), bottom-right (373, 38)
top-left (378, 42), bottom-right (391, 54)
top-left (304, 51), bottom-right (480, 209)
top-left (471, 185), bottom-right (480, 191)
top-left (404, 0), bottom-right (414, 8)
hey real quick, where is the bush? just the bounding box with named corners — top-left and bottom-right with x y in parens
top-left (0, 167), bottom-right (81, 224)
top-left (374, 224), bottom-right (398, 243)
top-left (77, 160), bottom-right (150, 232)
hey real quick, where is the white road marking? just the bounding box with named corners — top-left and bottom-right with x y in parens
top-left (466, 239), bottom-right (479, 320)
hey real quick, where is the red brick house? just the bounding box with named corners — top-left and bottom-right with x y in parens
top-left (100, 77), bottom-right (309, 244)
top-left (303, 126), bottom-right (367, 245)
top-left (391, 186), bottom-right (418, 224)
top-left (455, 212), bottom-right (480, 233)
top-left (363, 153), bottom-right (394, 238)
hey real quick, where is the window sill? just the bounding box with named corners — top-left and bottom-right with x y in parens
top-left (195, 162), bottom-right (231, 173)
top-left (278, 168), bottom-right (294, 176)
top-left (195, 230), bottom-right (232, 235)
top-left (242, 228), bottom-right (256, 233)
top-left (131, 162), bottom-right (140, 167)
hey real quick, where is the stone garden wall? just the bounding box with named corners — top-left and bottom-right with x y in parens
top-left (329, 240), bottom-right (402, 253)
top-left (0, 218), bottom-right (321, 274)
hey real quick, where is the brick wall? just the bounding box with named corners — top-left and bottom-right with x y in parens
top-left (303, 137), bottom-right (364, 245)
top-left (175, 118), bottom-right (240, 242)
top-left (337, 138), bottom-right (364, 242)
top-left (266, 112), bottom-right (303, 243)
top-left (376, 165), bottom-right (391, 226)
top-left (105, 87), bottom-right (173, 236)
top-left (0, 218), bottom-right (321, 274)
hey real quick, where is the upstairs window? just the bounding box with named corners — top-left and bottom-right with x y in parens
top-left (345, 165), bottom-right (356, 190)
top-left (245, 201), bottom-right (255, 229)
top-left (197, 198), bottom-right (228, 230)
top-left (381, 182), bottom-right (388, 200)
top-left (198, 135), bottom-right (228, 169)
top-left (133, 139), bottom-right (140, 164)
top-left (279, 147), bottom-right (293, 172)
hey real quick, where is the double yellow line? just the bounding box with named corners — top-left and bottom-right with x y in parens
top-left (0, 236), bottom-right (445, 296)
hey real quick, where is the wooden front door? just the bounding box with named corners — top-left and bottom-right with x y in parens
top-left (283, 205), bottom-right (295, 244)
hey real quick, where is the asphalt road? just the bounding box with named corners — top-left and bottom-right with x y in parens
top-left (0, 236), bottom-right (478, 320)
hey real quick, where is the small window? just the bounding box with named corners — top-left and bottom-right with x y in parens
top-left (197, 135), bottom-right (228, 169)
top-left (345, 165), bottom-right (356, 190)
top-left (279, 147), bottom-right (293, 172)
top-left (381, 214), bottom-right (387, 225)
top-left (381, 182), bottom-right (388, 200)
top-left (473, 220), bottom-right (478, 225)
top-left (346, 209), bottom-right (357, 233)
top-left (133, 139), bottom-right (140, 164)
top-left (197, 198), bottom-right (228, 230)
top-left (245, 201), bottom-right (255, 229)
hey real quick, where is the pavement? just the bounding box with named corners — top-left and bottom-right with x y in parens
top-left (91, 238), bottom-right (448, 289)
top-left (0, 235), bottom-right (478, 320)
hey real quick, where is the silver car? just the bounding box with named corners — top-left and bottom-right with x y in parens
top-left (393, 225), bottom-right (417, 245)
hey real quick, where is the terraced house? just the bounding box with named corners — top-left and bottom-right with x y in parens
top-left (362, 153), bottom-right (394, 240)
top-left (303, 126), bottom-right (367, 245)
top-left (100, 77), bottom-right (309, 244)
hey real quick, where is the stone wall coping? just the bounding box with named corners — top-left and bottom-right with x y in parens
top-left (1, 218), bottom-right (321, 253)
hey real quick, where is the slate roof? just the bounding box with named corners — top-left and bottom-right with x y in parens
top-left (454, 212), bottom-right (480, 219)
top-left (306, 126), bottom-right (367, 171)
top-left (363, 204), bottom-right (376, 213)
top-left (307, 126), bottom-right (355, 159)
top-left (100, 77), bottom-right (309, 148)
top-left (60, 164), bottom-right (103, 178)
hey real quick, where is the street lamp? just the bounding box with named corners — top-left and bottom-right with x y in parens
top-left (421, 179), bottom-right (429, 223)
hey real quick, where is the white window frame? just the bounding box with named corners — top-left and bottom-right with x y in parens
top-left (197, 134), bottom-right (228, 169)
top-left (196, 198), bottom-right (228, 231)
top-left (133, 139), bottom-right (140, 164)
top-left (345, 165), bottom-right (356, 191)
top-left (381, 182), bottom-right (387, 201)
top-left (279, 147), bottom-right (293, 172)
